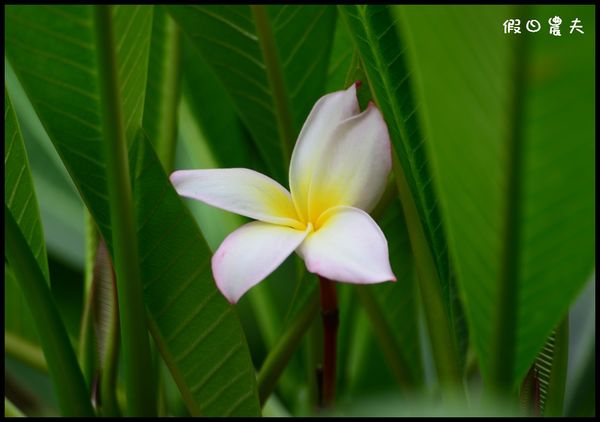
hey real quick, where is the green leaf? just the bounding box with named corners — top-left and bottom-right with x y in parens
top-left (339, 5), bottom-right (467, 387)
top-left (7, 5), bottom-right (261, 415)
top-left (93, 6), bottom-right (156, 414)
top-left (257, 288), bottom-right (319, 405)
top-left (5, 265), bottom-right (45, 374)
top-left (344, 303), bottom-right (383, 395)
top-left (167, 5), bottom-right (336, 182)
top-left (175, 95), bottom-right (246, 251)
top-left (335, 391), bottom-right (524, 417)
top-left (78, 210), bottom-right (99, 385)
top-left (398, 5), bottom-right (594, 389)
top-left (177, 47), bottom-right (309, 408)
top-left (4, 330), bottom-right (47, 373)
top-left (7, 4), bottom-right (157, 415)
top-left (5, 397), bottom-right (26, 417)
top-left (327, 40), bottom-right (425, 394)
top-left (180, 36), bottom-right (255, 171)
top-left (5, 5), bottom-right (152, 249)
top-left (177, 106), bottom-right (307, 409)
top-left (5, 62), bottom-right (85, 269)
top-left (5, 205), bottom-right (94, 416)
top-left (143, 5), bottom-right (182, 171)
top-left (5, 86), bottom-right (49, 281)
top-left (325, 12), bottom-right (355, 92)
top-left (4, 86), bottom-right (45, 348)
top-left (356, 199), bottom-right (424, 390)
top-left (131, 133), bottom-right (261, 416)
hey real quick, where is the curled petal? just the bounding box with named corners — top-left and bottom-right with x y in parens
top-left (298, 206), bottom-right (396, 284)
top-left (289, 83), bottom-right (360, 222)
top-left (212, 222), bottom-right (310, 303)
top-left (307, 103), bottom-right (392, 223)
top-left (170, 168), bottom-right (301, 228)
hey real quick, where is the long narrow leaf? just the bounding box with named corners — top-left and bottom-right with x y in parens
top-left (5, 5), bottom-right (152, 249)
top-left (143, 5), bottom-right (182, 171)
top-left (93, 6), bottom-right (156, 414)
top-left (5, 87), bottom-right (49, 281)
top-left (179, 37), bottom-right (255, 171)
top-left (6, 5), bottom-right (261, 416)
top-left (5, 206), bottom-right (94, 416)
top-left (398, 5), bottom-right (595, 389)
top-left (356, 199), bottom-right (424, 389)
top-left (5, 62), bottom-right (85, 268)
top-left (131, 132), bottom-right (261, 416)
top-left (167, 5), bottom-right (336, 182)
top-left (339, 5), bottom-right (467, 386)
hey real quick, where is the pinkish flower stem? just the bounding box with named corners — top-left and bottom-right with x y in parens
top-left (318, 276), bottom-right (338, 407)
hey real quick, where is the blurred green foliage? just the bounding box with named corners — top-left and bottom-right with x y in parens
top-left (4, 5), bottom-right (594, 417)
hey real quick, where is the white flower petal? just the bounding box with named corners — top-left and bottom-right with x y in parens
top-left (170, 168), bottom-right (301, 228)
top-left (298, 206), bottom-right (396, 284)
top-left (307, 103), bottom-right (392, 223)
top-left (212, 222), bottom-right (310, 303)
top-left (289, 83), bottom-right (360, 222)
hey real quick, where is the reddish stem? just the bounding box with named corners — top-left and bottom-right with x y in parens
top-left (318, 276), bottom-right (338, 407)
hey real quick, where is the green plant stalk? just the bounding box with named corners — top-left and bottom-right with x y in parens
top-left (84, 210), bottom-right (100, 295)
top-left (489, 21), bottom-right (528, 395)
top-left (333, 284), bottom-right (354, 395)
top-left (93, 6), bottom-right (156, 416)
top-left (149, 330), bottom-right (166, 417)
top-left (78, 209), bottom-right (99, 385)
top-left (370, 175), bottom-right (397, 222)
top-left (4, 397), bottom-right (25, 417)
top-left (250, 5), bottom-right (295, 166)
top-left (344, 309), bottom-right (371, 394)
top-left (4, 332), bottom-right (47, 373)
top-left (391, 152), bottom-right (463, 390)
top-left (156, 355), bottom-right (167, 417)
top-left (543, 317), bottom-right (569, 416)
top-left (355, 285), bottom-right (419, 390)
top-left (305, 314), bottom-right (322, 411)
top-left (248, 284), bottom-right (299, 401)
top-left (4, 207), bottom-right (94, 416)
top-left (249, 284), bottom-right (282, 355)
top-left (98, 266), bottom-right (121, 417)
top-left (145, 315), bottom-right (202, 416)
top-left (257, 290), bottom-right (320, 406)
top-left (143, 6), bottom-right (182, 172)
top-left (98, 351), bottom-right (121, 417)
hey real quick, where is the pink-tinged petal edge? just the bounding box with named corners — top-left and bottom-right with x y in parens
top-left (212, 222), bottom-right (310, 303)
top-left (298, 206), bottom-right (396, 284)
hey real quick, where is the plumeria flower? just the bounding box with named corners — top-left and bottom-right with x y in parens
top-left (170, 83), bottom-right (396, 303)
